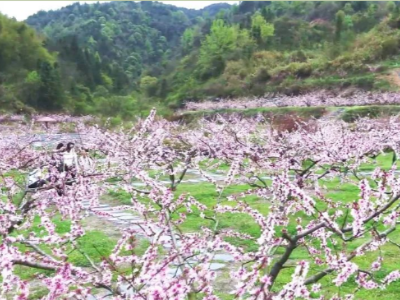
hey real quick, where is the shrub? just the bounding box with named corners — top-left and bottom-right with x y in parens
top-left (381, 36), bottom-right (399, 58)
top-left (109, 115), bottom-right (123, 127)
top-left (202, 79), bottom-right (234, 98)
top-left (12, 100), bottom-right (36, 115)
top-left (350, 75), bottom-right (375, 89)
top-left (272, 62), bottom-right (313, 80)
top-left (252, 51), bottom-right (283, 69)
top-left (295, 63), bottom-right (313, 78)
top-left (223, 60), bottom-right (248, 80)
top-left (288, 50), bottom-right (308, 63)
top-left (331, 55), bottom-right (367, 73)
top-left (140, 76), bottom-right (158, 97)
top-left (252, 67), bottom-right (271, 83)
top-left (342, 106), bottom-right (400, 122)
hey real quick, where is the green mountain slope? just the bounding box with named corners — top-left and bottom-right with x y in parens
top-left (164, 1), bottom-right (400, 107)
top-left (26, 1), bottom-right (231, 89)
top-left (0, 13), bottom-right (64, 113)
top-left (2, 1), bottom-right (400, 120)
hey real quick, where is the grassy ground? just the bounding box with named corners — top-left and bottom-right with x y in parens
top-left (12, 214), bottom-right (151, 300)
top-left (341, 105), bottom-right (400, 122)
top-left (358, 151), bottom-right (399, 171)
top-left (11, 214), bottom-right (116, 275)
top-left (299, 72), bottom-right (396, 92)
top-left (7, 195), bottom-right (150, 300)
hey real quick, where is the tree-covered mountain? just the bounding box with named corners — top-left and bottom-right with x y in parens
top-left (26, 1), bottom-right (231, 91)
top-left (2, 1), bottom-right (400, 120)
top-left (0, 13), bottom-right (65, 113)
top-left (0, 1), bottom-right (231, 116)
top-left (22, 1), bottom-right (234, 117)
top-left (165, 1), bottom-right (400, 106)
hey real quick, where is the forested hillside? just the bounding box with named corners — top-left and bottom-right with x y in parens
top-left (26, 1), bottom-right (230, 92)
top-left (2, 1), bottom-right (400, 120)
top-left (0, 13), bottom-right (63, 113)
top-left (166, 1), bottom-right (400, 106)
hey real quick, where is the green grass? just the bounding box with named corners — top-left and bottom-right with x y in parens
top-left (358, 151), bottom-right (399, 172)
top-left (173, 183), bottom-right (266, 239)
top-left (302, 73), bottom-right (378, 89)
top-left (12, 216), bottom-right (117, 280)
top-left (28, 287), bottom-right (50, 300)
top-left (10, 211), bottom-right (150, 283)
top-left (341, 105), bottom-right (400, 122)
top-left (106, 182), bottom-right (266, 250)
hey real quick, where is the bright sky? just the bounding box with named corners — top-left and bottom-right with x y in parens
top-left (0, 1), bottom-right (235, 21)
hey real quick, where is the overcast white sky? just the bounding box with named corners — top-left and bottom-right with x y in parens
top-left (0, 1), bottom-right (235, 21)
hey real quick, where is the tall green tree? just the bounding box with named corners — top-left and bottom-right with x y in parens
top-left (140, 75), bottom-right (158, 97)
top-left (180, 28), bottom-right (195, 54)
top-left (335, 10), bottom-right (345, 42)
top-left (251, 11), bottom-right (274, 45)
top-left (36, 61), bottom-right (65, 110)
top-left (197, 19), bottom-right (239, 78)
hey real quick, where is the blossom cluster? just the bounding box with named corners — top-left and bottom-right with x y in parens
top-left (182, 91), bottom-right (400, 112)
top-left (2, 111), bottom-right (400, 299)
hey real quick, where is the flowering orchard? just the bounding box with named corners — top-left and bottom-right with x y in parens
top-left (3, 111), bottom-right (400, 299)
top-left (182, 91), bottom-right (400, 111)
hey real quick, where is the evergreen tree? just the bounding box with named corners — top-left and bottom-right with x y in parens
top-left (37, 61), bottom-right (65, 110)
